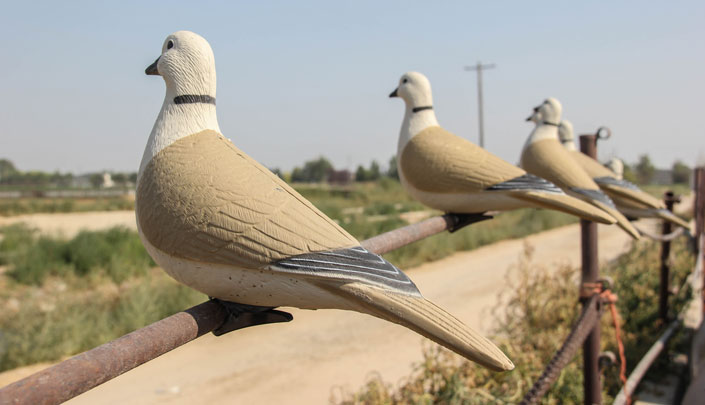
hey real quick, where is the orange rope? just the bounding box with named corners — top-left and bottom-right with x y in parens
top-left (601, 289), bottom-right (630, 405)
top-left (581, 282), bottom-right (630, 405)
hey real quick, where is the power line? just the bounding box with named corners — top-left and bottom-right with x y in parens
top-left (464, 62), bottom-right (496, 148)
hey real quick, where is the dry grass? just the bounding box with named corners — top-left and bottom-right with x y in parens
top-left (335, 237), bottom-right (694, 404)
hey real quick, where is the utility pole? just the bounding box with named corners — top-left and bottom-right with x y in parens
top-left (464, 62), bottom-right (495, 148)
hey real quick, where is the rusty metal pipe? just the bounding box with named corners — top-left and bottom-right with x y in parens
top-left (0, 301), bottom-right (227, 405)
top-left (361, 213), bottom-right (490, 255)
top-left (0, 212), bottom-right (488, 404)
top-left (520, 295), bottom-right (602, 405)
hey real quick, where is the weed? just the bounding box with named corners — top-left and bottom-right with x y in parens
top-left (336, 237), bottom-right (694, 404)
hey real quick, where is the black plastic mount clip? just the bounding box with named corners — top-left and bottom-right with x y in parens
top-left (211, 299), bottom-right (293, 336)
top-left (443, 212), bottom-right (494, 233)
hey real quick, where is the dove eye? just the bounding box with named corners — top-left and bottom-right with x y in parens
top-left (167, 40), bottom-right (174, 50)
top-left (402, 78), bottom-right (408, 84)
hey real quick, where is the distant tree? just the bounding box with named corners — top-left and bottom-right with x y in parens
top-left (89, 173), bottom-right (103, 188)
top-left (290, 167), bottom-right (305, 182)
top-left (289, 157), bottom-right (334, 183)
top-left (24, 171), bottom-right (50, 186)
top-left (128, 172), bottom-right (138, 184)
top-left (672, 160), bottom-right (690, 184)
top-left (112, 173), bottom-right (127, 185)
top-left (622, 164), bottom-right (638, 184)
top-left (49, 171), bottom-right (74, 188)
top-left (0, 159), bottom-right (17, 183)
top-left (368, 161), bottom-right (381, 181)
top-left (387, 156), bottom-right (399, 180)
top-left (634, 154), bottom-right (655, 184)
top-left (269, 167), bottom-right (284, 179)
top-left (355, 165), bottom-right (368, 182)
top-left (301, 157), bottom-right (333, 182)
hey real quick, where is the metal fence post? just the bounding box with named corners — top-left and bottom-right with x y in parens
top-left (580, 134), bottom-right (602, 404)
top-left (660, 191), bottom-right (677, 322)
top-left (695, 167), bottom-right (705, 312)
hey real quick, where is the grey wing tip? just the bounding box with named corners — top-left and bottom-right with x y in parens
top-left (594, 176), bottom-right (640, 191)
top-left (275, 246), bottom-right (421, 295)
top-left (571, 187), bottom-right (617, 209)
top-left (486, 174), bottom-right (564, 194)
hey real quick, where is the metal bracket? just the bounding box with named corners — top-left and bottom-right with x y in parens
top-left (211, 299), bottom-right (293, 336)
top-left (598, 351), bottom-right (616, 372)
top-left (596, 126), bottom-right (612, 141)
top-left (443, 213), bottom-right (494, 233)
top-left (579, 277), bottom-right (613, 300)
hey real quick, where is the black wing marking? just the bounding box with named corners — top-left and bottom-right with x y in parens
top-left (273, 246), bottom-right (421, 295)
top-left (594, 176), bottom-right (640, 191)
top-left (571, 187), bottom-right (617, 209)
top-left (486, 174), bottom-right (564, 194)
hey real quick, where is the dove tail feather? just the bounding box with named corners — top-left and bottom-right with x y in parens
top-left (584, 198), bottom-right (641, 240)
top-left (511, 191), bottom-right (616, 224)
top-left (323, 282), bottom-right (514, 372)
top-left (654, 209), bottom-right (691, 229)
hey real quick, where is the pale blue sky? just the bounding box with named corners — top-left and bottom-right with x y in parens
top-left (1, 1), bottom-right (703, 174)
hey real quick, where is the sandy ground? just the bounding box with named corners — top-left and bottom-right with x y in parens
top-left (0, 199), bottom-right (692, 404)
top-left (0, 211), bottom-right (137, 238)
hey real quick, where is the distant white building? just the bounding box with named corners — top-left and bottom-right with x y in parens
top-left (102, 172), bottom-right (114, 188)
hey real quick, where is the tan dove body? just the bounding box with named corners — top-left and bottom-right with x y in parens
top-left (558, 120), bottom-right (690, 229)
top-left (136, 31), bottom-right (513, 371)
top-left (520, 98), bottom-right (640, 239)
top-left (389, 72), bottom-right (615, 223)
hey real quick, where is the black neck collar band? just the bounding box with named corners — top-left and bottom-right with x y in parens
top-left (542, 121), bottom-right (559, 126)
top-left (412, 106), bottom-right (433, 113)
top-left (173, 95), bottom-right (216, 105)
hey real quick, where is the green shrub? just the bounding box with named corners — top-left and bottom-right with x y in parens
top-left (338, 237), bottom-right (695, 404)
top-left (1, 225), bottom-right (153, 285)
top-left (0, 275), bottom-right (204, 371)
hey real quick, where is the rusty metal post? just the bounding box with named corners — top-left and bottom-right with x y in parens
top-left (659, 191), bottom-right (677, 322)
top-left (579, 134), bottom-right (602, 404)
top-left (696, 167), bottom-right (705, 312)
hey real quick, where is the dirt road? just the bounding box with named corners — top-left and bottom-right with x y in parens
top-left (0, 211), bottom-right (137, 238)
top-left (53, 221), bottom-right (641, 405)
top-left (1, 202), bottom-right (690, 404)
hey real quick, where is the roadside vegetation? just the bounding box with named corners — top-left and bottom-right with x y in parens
top-left (336, 237), bottom-right (694, 404)
top-left (0, 197), bottom-right (134, 216)
top-left (0, 178), bottom-right (581, 373)
top-left (0, 161), bottom-right (692, 378)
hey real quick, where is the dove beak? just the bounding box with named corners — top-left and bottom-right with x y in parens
top-left (389, 88), bottom-right (398, 98)
top-left (526, 106), bottom-right (540, 121)
top-left (145, 57), bottom-right (161, 76)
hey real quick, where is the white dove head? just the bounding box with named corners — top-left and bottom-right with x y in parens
top-left (535, 97), bottom-right (562, 125)
top-left (558, 120), bottom-right (574, 145)
top-left (389, 72), bottom-right (434, 108)
top-left (606, 157), bottom-right (624, 179)
top-left (145, 31), bottom-right (216, 99)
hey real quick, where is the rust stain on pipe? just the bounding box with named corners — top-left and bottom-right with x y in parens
top-left (0, 301), bottom-right (226, 405)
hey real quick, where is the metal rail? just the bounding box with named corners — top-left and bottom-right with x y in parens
top-left (613, 306), bottom-right (683, 404)
top-left (635, 225), bottom-right (685, 242)
top-left (0, 212), bottom-right (488, 405)
top-left (520, 295), bottom-right (602, 405)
